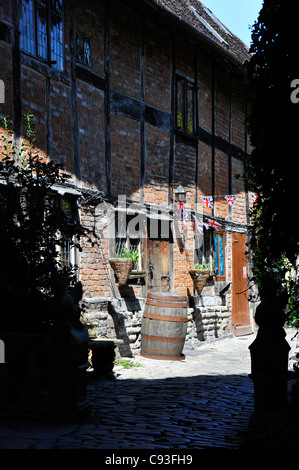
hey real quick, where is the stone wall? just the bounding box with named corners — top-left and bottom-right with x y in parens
top-left (82, 289), bottom-right (231, 357)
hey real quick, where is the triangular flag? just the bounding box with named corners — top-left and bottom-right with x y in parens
top-left (201, 196), bottom-right (213, 208)
top-left (183, 209), bottom-right (188, 230)
top-left (192, 215), bottom-right (203, 233)
top-left (224, 195), bottom-right (236, 206)
top-left (199, 218), bottom-right (210, 230)
top-left (207, 218), bottom-right (222, 231)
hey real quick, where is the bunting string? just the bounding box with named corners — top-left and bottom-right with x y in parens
top-left (193, 214), bottom-right (222, 232)
top-left (175, 193), bottom-right (259, 232)
top-left (201, 195), bottom-right (238, 208)
top-left (200, 193), bottom-right (261, 207)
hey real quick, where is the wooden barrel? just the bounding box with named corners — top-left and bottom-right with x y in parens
top-left (140, 292), bottom-right (188, 361)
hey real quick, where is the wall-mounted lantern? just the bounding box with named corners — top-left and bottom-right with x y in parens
top-left (174, 185), bottom-right (186, 203)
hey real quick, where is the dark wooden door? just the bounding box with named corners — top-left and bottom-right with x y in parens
top-left (231, 232), bottom-right (253, 336)
top-left (147, 239), bottom-right (170, 293)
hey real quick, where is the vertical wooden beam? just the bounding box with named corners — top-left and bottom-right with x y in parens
top-left (169, 31), bottom-right (176, 292)
top-left (244, 84), bottom-right (251, 225)
top-left (228, 72), bottom-right (232, 192)
top-left (69, 2), bottom-right (81, 183)
top-left (194, 42), bottom-right (198, 206)
top-left (11, 0), bottom-right (22, 145)
top-left (211, 58), bottom-right (216, 217)
top-left (168, 31), bottom-right (176, 206)
top-left (46, 76), bottom-right (52, 162)
top-left (228, 71), bottom-right (233, 219)
top-left (104, 0), bottom-right (111, 196)
top-left (140, 14), bottom-right (145, 203)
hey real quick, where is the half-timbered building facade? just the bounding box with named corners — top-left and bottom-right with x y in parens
top-left (0, 0), bottom-right (255, 355)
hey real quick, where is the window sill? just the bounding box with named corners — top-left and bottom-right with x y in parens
top-left (128, 270), bottom-right (146, 285)
top-left (175, 129), bottom-right (198, 145)
top-left (21, 52), bottom-right (67, 83)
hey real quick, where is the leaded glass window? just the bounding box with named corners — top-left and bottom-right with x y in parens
top-left (20, 0), bottom-right (64, 71)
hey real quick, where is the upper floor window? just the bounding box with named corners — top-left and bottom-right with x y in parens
top-left (176, 75), bottom-right (196, 135)
top-left (76, 32), bottom-right (91, 68)
top-left (20, 0), bottom-right (64, 71)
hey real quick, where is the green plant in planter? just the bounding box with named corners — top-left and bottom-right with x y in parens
top-left (118, 246), bottom-right (140, 270)
top-left (190, 262), bottom-right (213, 295)
top-left (193, 262), bottom-right (213, 273)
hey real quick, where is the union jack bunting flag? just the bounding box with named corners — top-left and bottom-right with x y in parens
top-left (199, 218), bottom-right (210, 230)
top-left (183, 209), bottom-right (188, 230)
top-left (224, 195), bottom-right (237, 206)
top-left (251, 193), bottom-right (258, 202)
top-left (174, 207), bottom-right (181, 221)
top-left (201, 196), bottom-right (213, 208)
top-left (207, 218), bottom-right (222, 231)
top-left (192, 215), bottom-right (203, 233)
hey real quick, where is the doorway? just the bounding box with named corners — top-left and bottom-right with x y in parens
top-left (231, 232), bottom-right (253, 336)
top-left (146, 218), bottom-right (171, 293)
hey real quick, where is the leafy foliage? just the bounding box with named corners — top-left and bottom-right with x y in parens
top-left (193, 262), bottom-right (213, 272)
top-left (245, 1), bottom-right (299, 324)
top-left (117, 246), bottom-right (139, 269)
top-left (0, 114), bottom-right (86, 331)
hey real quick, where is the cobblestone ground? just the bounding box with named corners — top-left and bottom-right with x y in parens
top-left (0, 330), bottom-right (299, 452)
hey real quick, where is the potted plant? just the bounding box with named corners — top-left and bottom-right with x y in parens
top-left (109, 247), bottom-right (139, 285)
top-left (189, 263), bottom-right (213, 294)
top-left (129, 249), bottom-right (146, 278)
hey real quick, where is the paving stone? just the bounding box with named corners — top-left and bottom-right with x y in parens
top-left (1, 331), bottom-right (297, 450)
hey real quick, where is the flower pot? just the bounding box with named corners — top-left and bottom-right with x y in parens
top-left (189, 269), bottom-right (211, 294)
top-left (109, 258), bottom-right (134, 285)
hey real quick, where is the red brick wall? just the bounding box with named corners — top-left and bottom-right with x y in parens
top-left (111, 114), bottom-right (140, 201)
top-left (144, 125), bottom-right (169, 205)
top-left (145, 21), bottom-right (171, 112)
top-left (50, 81), bottom-right (74, 173)
top-left (197, 141), bottom-right (213, 203)
top-left (231, 75), bottom-right (246, 150)
top-left (176, 34), bottom-right (196, 80)
top-left (80, 207), bottom-right (111, 299)
top-left (198, 50), bottom-right (213, 132)
top-left (110, 1), bottom-right (141, 100)
top-left (231, 158), bottom-right (248, 225)
top-left (215, 66), bottom-right (231, 141)
top-left (0, 2), bottom-right (10, 21)
top-left (214, 150), bottom-right (230, 220)
top-left (77, 82), bottom-right (106, 190)
top-left (0, 0), bottom-right (251, 307)
top-left (75, 0), bottom-right (105, 77)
